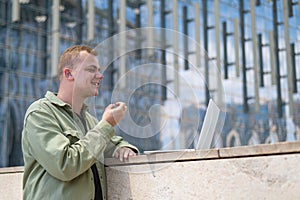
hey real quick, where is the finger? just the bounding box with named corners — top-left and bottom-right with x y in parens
top-left (115, 102), bottom-right (126, 109)
top-left (123, 149), bottom-right (130, 160)
top-left (119, 148), bottom-right (125, 162)
top-left (114, 150), bottom-right (120, 159)
top-left (107, 103), bottom-right (115, 110)
top-left (129, 150), bottom-right (136, 156)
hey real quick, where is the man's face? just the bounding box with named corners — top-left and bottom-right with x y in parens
top-left (72, 51), bottom-right (103, 98)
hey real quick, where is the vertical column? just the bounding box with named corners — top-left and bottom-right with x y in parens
top-left (272, 0), bottom-right (283, 118)
top-left (282, 0), bottom-right (294, 116)
top-left (161, 0), bottom-right (167, 101)
top-left (87, 0), bottom-right (95, 42)
top-left (147, 0), bottom-right (154, 57)
top-left (183, 6), bottom-right (189, 70)
top-left (239, 0), bottom-right (249, 113)
top-left (250, 0), bottom-right (260, 111)
top-left (258, 34), bottom-right (264, 87)
top-left (108, 0), bottom-right (115, 90)
top-left (223, 22), bottom-right (229, 79)
top-left (214, 0), bottom-right (223, 105)
top-left (269, 31), bottom-right (276, 85)
top-left (194, 3), bottom-right (200, 69)
top-left (173, 0), bottom-right (179, 96)
top-left (291, 43), bottom-right (297, 93)
top-left (234, 18), bottom-right (240, 77)
top-left (76, 0), bottom-right (83, 44)
top-left (203, 0), bottom-right (209, 106)
top-left (135, 0), bottom-right (141, 60)
top-left (12, 0), bottom-right (20, 22)
top-left (51, 0), bottom-right (60, 77)
top-left (119, 0), bottom-right (126, 88)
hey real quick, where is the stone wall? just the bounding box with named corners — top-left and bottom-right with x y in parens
top-left (1, 142), bottom-right (300, 199)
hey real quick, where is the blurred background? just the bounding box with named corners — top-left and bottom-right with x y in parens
top-left (0, 0), bottom-right (299, 167)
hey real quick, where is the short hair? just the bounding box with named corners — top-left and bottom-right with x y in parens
top-left (58, 45), bottom-right (98, 80)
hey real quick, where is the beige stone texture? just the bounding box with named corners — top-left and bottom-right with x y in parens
top-left (1, 142), bottom-right (300, 199)
top-left (0, 166), bottom-right (23, 200)
top-left (106, 141), bottom-right (300, 200)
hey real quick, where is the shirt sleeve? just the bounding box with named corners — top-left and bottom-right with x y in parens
top-left (104, 136), bottom-right (140, 158)
top-left (23, 105), bottom-right (114, 181)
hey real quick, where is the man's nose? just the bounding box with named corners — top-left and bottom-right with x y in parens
top-left (95, 72), bottom-right (104, 79)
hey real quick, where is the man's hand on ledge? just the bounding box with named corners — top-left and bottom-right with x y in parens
top-left (114, 147), bottom-right (137, 162)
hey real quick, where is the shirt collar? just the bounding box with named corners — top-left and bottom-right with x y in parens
top-left (45, 91), bottom-right (89, 115)
top-left (45, 91), bottom-right (70, 107)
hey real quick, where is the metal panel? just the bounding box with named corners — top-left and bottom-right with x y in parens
top-left (173, 0), bottom-right (179, 96)
top-left (51, 0), bottom-right (60, 77)
top-left (87, 0), bottom-right (95, 42)
top-left (250, 0), bottom-right (260, 111)
top-left (272, 0), bottom-right (283, 118)
top-left (161, 0), bottom-right (167, 101)
top-left (203, 0), bottom-right (209, 106)
top-left (12, 0), bottom-right (20, 22)
top-left (234, 18), bottom-right (240, 77)
top-left (183, 6), bottom-right (189, 70)
top-left (269, 31), bottom-right (276, 85)
top-left (239, 0), bottom-right (249, 113)
top-left (194, 2), bottom-right (200, 69)
top-left (291, 43), bottom-right (297, 93)
top-left (147, 0), bottom-right (154, 57)
top-left (258, 33), bottom-right (264, 87)
top-left (223, 22), bottom-right (229, 79)
top-left (283, 0), bottom-right (294, 117)
top-left (119, 0), bottom-right (126, 88)
top-left (214, 0), bottom-right (223, 105)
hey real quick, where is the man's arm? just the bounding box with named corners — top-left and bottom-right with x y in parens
top-left (23, 104), bottom-right (114, 181)
top-left (104, 136), bottom-right (139, 161)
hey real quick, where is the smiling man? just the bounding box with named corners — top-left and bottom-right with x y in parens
top-left (22, 45), bottom-right (139, 200)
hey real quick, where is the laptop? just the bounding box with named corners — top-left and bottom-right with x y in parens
top-left (144, 99), bottom-right (220, 154)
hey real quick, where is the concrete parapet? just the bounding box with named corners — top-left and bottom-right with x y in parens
top-left (0, 166), bottom-right (23, 200)
top-left (1, 142), bottom-right (300, 199)
top-left (105, 141), bottom-right (300, 200)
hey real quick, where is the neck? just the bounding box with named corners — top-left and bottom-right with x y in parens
top-left (57, 87), bottom-right (84, 116)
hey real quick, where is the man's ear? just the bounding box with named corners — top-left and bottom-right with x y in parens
top-left (64, 68), bottom-right (74, 80)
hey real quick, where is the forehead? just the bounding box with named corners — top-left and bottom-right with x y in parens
top-left (77, 51), bottom-right (99, 67)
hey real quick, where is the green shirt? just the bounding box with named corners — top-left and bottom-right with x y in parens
top-left (22, 91), bottom-right (138, 200)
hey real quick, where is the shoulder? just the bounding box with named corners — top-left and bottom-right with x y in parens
top-left (24, 97), bottom-right (52, 119)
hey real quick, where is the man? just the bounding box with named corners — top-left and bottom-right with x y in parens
top-left (22, 45), bottom-right (139, 200)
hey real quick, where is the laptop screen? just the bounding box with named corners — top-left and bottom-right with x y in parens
top-left (196, 99), bottom-right (220, 150)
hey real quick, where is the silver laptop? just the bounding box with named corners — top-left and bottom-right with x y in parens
top-left (144, 99), bottom-right (220, 154)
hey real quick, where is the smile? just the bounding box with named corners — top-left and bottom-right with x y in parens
top-left (92, 82), bottom-right (100, 86)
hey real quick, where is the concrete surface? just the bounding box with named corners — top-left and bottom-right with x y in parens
top-left (1, 141), bottom-right (300, 200)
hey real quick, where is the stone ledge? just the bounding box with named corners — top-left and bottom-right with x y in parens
top-left (0, 141), bottom-right (300, 200)
top-left (219, 141), bottom-right (300, 158)
top-left (0, 166), bottom-right (24, 174)
top-left (105, 141), bottom-right (300, 166)
top-left (1, 141), bottom-right (300, 173)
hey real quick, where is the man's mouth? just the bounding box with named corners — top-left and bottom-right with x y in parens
top-left (92, 82), bottom-right (100, 86)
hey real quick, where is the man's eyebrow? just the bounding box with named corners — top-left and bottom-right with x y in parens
top-left (86, 65), bottom-right (100, 70)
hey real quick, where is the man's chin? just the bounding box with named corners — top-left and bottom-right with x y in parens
top-left (93, 90), bottom-right (99, 96)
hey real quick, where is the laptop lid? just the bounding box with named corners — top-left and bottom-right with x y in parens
top-left (143, 99), bottom-right (220, 155)
top-left (196, 98), bottom-right (220, 150)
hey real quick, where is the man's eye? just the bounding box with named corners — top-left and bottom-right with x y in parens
top-left (87, 69), bottom-right (96, 73)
